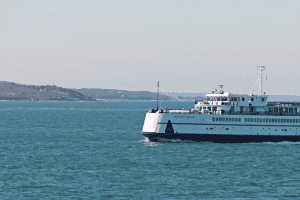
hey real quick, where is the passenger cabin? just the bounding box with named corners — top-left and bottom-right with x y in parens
top-left (194, 89), bottom-right (300, 116)
top-left (194, 91), bottom-right (268, 115)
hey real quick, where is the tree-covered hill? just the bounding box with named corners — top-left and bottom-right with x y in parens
top-left (0, 81), bottom-right (93, 101)
top-left (75, 88), bottom-right (174, 100)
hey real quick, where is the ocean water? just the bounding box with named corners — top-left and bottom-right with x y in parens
top-left (1, 100), bottom-right (300, 199)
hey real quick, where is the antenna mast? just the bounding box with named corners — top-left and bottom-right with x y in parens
top-left (257, 66), bottom-right (266, 96)
top-left (157, 81), bottom-right (159, 110)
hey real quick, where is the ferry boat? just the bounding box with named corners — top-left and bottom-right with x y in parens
top-left (141, 67), bottom-right (300, 143)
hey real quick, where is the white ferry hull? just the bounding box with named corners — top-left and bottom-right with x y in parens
top-left (141, 113), bottom-right (300, 143)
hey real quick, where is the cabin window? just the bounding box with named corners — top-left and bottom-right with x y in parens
top-left (263, 118), bottom-right (265, 122)
top-left (216, 117), bottom-right (218, 121)
top-left (262, 98), bottom-right (265, 102)
top-left (212, 117), bottom-right (215, 121)
top-left (251, 118), bottom-right (253, 122)
top-left (266, 119), bottom-right (269, 122)
top-left (229, 118), bottom-right (232, 122)
top-left (254, 118), bottom-right (256, 122)
top-left (226, 118), bottom-right (228, 122)
top-left (275, 119), bottom-right (277, 123)
top-left (297, 119), bottom-right (299, 123)
top-left (287, 119), bottom-right (289, 123)
top-left (239, 118), bottom-right (241, 122)
top-left (272, 119), bottom-right (275, 123)
top-left (260, 118), bottom-right (262, 122)
top-left (281, 119), bottom-right (284, 123)
top-left (293, 119), bottom-right (296, 123)
top-left (244, 118), bottom-right (247, 122)
top-left (219, 117), bottom-right (222, 121)
top-left (251, 98), bottom-right (254, 101)
top-left (242, 97), bottom-right (245, 101)
top-left (284, 119), bottom-right (287, 123)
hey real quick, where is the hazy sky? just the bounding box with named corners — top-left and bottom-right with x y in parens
top-left (1, 0), bottom-right (299, 94)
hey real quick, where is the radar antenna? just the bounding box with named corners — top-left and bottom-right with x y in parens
top-left (217, 85), bottom-right (225, 94)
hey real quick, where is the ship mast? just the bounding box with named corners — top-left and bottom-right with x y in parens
top-left (257, 66), bottom-right (266, 96)
top-left (157, 81), bottom-right (159, 110)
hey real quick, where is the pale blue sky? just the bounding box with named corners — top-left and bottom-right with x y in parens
top-left (1, 0), bottom-right (299, 94)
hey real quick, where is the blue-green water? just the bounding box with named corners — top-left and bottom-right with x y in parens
top-left (1, 101), bottom-right (300, 199)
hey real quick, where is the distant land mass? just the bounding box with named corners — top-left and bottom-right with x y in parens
top-left (1, 81), bottom-right (298, 102)
top-left (0, 81), bottom-right (93, 101)
top-left (75, 88), bottom-right (173, 100)
top-left (74, 88), bottom-right (206, 101)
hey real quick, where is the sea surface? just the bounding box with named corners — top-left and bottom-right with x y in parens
top-left (1, 100), bottom-right (300, 199)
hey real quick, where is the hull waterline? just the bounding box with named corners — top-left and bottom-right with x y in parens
top-left (141, 132), bottom-right (300, 143)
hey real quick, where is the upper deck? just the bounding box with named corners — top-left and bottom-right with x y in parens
top-left (148, 67), bottom-right (300, 116)
top-left (148, 89), bottom-right (299, 116)
top-left (204, 92), bottom-right (268, 107)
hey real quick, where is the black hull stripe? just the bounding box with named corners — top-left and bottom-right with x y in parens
top-left (141, 133), bottom-right (300, 143)
top-left (158, 122), bottom-right (300, 127)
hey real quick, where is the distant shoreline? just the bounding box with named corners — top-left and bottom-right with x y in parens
top-left (0, 99), bottom-right (195, 102)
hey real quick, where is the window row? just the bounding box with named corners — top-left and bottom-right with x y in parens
top-left (212, 117), bottom-right (241, 122)
top-left (244, 118), bottom-right (299, 123)
top-left (212, 117), bottom-right (300, 123)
